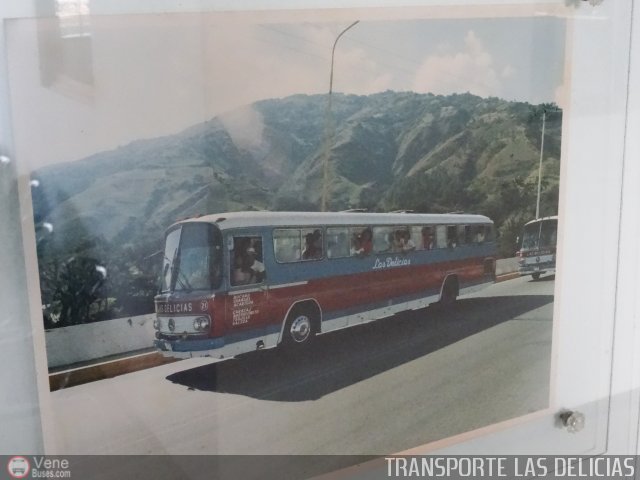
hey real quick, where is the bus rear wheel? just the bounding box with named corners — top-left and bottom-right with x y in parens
top-left (282, 306), bottom-right (318, 349)
top-left (439, 277), bottom-right (458, 307)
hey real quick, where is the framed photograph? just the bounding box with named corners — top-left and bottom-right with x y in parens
top-left (0, 0), bottom-right (636, 477)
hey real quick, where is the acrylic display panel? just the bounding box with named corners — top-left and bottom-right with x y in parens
top-left (0, 0), bottom-right (633, 474)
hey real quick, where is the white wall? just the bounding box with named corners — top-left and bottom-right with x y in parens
top-left (495, 257), bottom-right (518, 276)
top-left (45, 314), bottom-right (156, 369)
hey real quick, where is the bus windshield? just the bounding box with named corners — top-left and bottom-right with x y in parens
top-left (521, 219), bottom-right (557, 251)
top-left (160, 223), bottom-right (222, 293)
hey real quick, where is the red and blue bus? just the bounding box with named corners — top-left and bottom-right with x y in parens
top-left (153, 211), bottom-right (497, 359)
top-left (517, 215), bottom-right (558, 280)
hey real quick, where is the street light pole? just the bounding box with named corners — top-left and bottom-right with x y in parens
top-left (535, 109), bottom-right (546, 219)
top-left (321, 20), bottom-right (359, 212)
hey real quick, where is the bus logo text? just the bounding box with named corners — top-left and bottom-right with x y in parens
top-left (156, 302), bottom-right (193, 314)
top-left (373, 257), bottom-right (411, 270)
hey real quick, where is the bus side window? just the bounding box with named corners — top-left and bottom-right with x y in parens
top-left (231, 236), bottom-right (265, 286)
top-left (421, 226), bottom-right (435, 250)
top-left (301, 228), bottom-right (323, 260)
top-left (457, 225), bottom-right (467, 246)
top-left (471, 225), bottom-right (485, 243)
top-left (390, 227), bottom-right (415, 253)
top-left (435, 225), bottom-right (447, 249)
top-left (274, 229), bottom-right (301, 263)
top-left (350, 227), bottom-right (373, 256)
top-left (327, 227), bottom-right (349, 258)
top-left (446, 225), bottom-right (458, 248)
top-left (485, 225), bottom-right (495, 242)
top-left (411, 226), bottom-right (425, 250)
top-left (465, 225), bottom-right (473, 244)
top-left (372, 226), bottom-right (393, 253)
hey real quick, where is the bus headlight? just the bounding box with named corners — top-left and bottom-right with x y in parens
top-left (193, 316), bottom-right (210, 331)
top-left (153, 318), bottom-right (161, 330)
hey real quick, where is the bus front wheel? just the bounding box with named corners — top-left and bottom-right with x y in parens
top-left (531, 273), bottom-right (541, 280)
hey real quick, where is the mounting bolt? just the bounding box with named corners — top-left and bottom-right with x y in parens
top-left (559, 410), bottom-right (585, 433)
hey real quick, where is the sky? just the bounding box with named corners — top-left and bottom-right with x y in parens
top-left (6, 11), bottom-right (566, 169)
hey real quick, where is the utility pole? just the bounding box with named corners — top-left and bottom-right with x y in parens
top-left (535, 109), bottom-right (546, 219)
top-left (320, 20), bottom-right (359, 212)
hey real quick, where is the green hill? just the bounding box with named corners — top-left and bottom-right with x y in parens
top-left (32, 91), bottom-right (561, 326)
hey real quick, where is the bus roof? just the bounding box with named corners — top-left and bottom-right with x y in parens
top-left (524, 215), bottom-right (558, 227)
top-left (173, 211), bottom-right (493, 231)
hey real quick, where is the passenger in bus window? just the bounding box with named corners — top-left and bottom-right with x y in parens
top-left (351, 227), bottom-right (373, 256)
top-left (245, 246), bottom-right (265, 282)
top-left (400, 229), bottom-right (415, 252)
top-left (302, 230), bottom-right (323, 260)
top-left (232, 239), bottom-right (265, 285)
top-left (232, 256), bottom-right (250, 286)
top-left (391, 229), bottom-right (414, 253)
top-left (422, 227), bottom-right (435, 250)
top-left (232, 246), bottom-right (246, 285)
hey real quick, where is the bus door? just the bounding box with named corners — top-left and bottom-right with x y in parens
top-left (225, 234), bottom-right (270, 335)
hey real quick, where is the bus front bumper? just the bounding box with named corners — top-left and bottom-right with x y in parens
top-left (153, 338), bottom-right (225, 358)
top-left (518, 264), bottom-right (556, 276)
top-left (154, 331), bottom-right (279, 360)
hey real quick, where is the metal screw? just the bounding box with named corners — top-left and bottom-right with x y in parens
top-left (560, 411), bottom-right (585, 433)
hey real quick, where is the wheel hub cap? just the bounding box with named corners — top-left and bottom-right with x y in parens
top-left (290, 315), bottom-right (311, 343)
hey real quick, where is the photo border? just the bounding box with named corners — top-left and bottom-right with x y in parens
top-left (1, 0), bottom-right (632, 463)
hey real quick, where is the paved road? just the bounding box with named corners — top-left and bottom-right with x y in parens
top-left (49, 276), bottom-right (554, 458)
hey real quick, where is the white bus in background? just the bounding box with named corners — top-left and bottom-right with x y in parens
top-left (517, 215), bottom-right (558, 280)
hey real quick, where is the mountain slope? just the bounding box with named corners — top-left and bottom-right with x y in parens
top-left (32, 91), bottom-right (561, 325)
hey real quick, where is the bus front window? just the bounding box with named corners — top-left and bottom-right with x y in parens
top-left (521, 219), bottom-right (558, 251)
top-left (539, 220), bottom-right (558, 248)
top-left (521, 223), bottom-right (540, 250)
top-left (161, 223), bottom-right (222, 293)
top-left (161, 228), bottom-right (181, 292)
